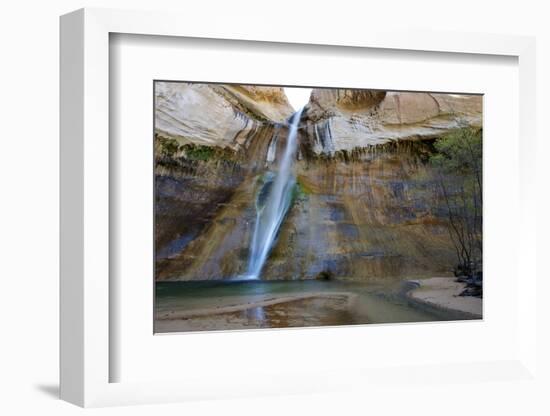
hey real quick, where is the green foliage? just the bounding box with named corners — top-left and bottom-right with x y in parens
top-left (157, 137), bottom-right (180, 157)
top-left (156, 136), bottom-right (217, 162)
top-left (297, 178), bottom-right (315, 195)
top-left (291, 181), bottom-right (311, 206)
top-left (183, 145), bottom-right (215, 161)
top-left (430, 127), bottom-right (482, 176)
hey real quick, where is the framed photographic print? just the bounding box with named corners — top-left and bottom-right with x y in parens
top-left (60, 8), bottom-right (538, 407)
top-left (153, 81), bottom-right (483, 334)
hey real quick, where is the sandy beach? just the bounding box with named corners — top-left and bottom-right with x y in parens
top-left (404, 277), bottom-right (482, 319)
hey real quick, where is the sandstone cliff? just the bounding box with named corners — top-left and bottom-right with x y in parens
top-left (304, 89), bottom-right (482, 154)
top-left (155, 82), bottom-right (293, 149)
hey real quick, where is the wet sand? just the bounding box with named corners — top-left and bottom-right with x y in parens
top-left (405, 277), bottom-right (482, 318)
top-left (156, 295), bottom-right (358, 333)
top-left (157, 291), bottom-right (358, 320)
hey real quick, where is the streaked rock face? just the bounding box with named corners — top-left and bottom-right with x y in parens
top-left (154, 84), bottom-right (482, 281)
top-left (265, 144), bottom-right (456, 280)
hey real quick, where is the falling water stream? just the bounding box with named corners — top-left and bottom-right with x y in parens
top-left (244, 108), bottom-right (304, 280)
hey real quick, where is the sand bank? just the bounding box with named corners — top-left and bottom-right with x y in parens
top-left (157, 291), bottom-right (358, 321)
top-left (405, 277), bottom-right (482, 318)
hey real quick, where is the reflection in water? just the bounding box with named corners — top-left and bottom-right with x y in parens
top-left (248, 306), bottom-right (266, 325)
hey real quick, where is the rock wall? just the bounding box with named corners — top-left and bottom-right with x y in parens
top-left (304, 89), bottom-right (482, 154)
top-left (155, 82), bottom-right (293, 149)
top-left (265, 144), bottom-right (456, 280)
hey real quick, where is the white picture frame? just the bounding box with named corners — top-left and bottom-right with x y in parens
top-left (60, 7), bottom-right (538, 407)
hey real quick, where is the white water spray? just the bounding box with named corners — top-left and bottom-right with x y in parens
top-left (245, 108), bottom-right (304, 279)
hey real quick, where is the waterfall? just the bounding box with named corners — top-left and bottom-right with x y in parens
top-left (244, 108), bottom-right (304, 280)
